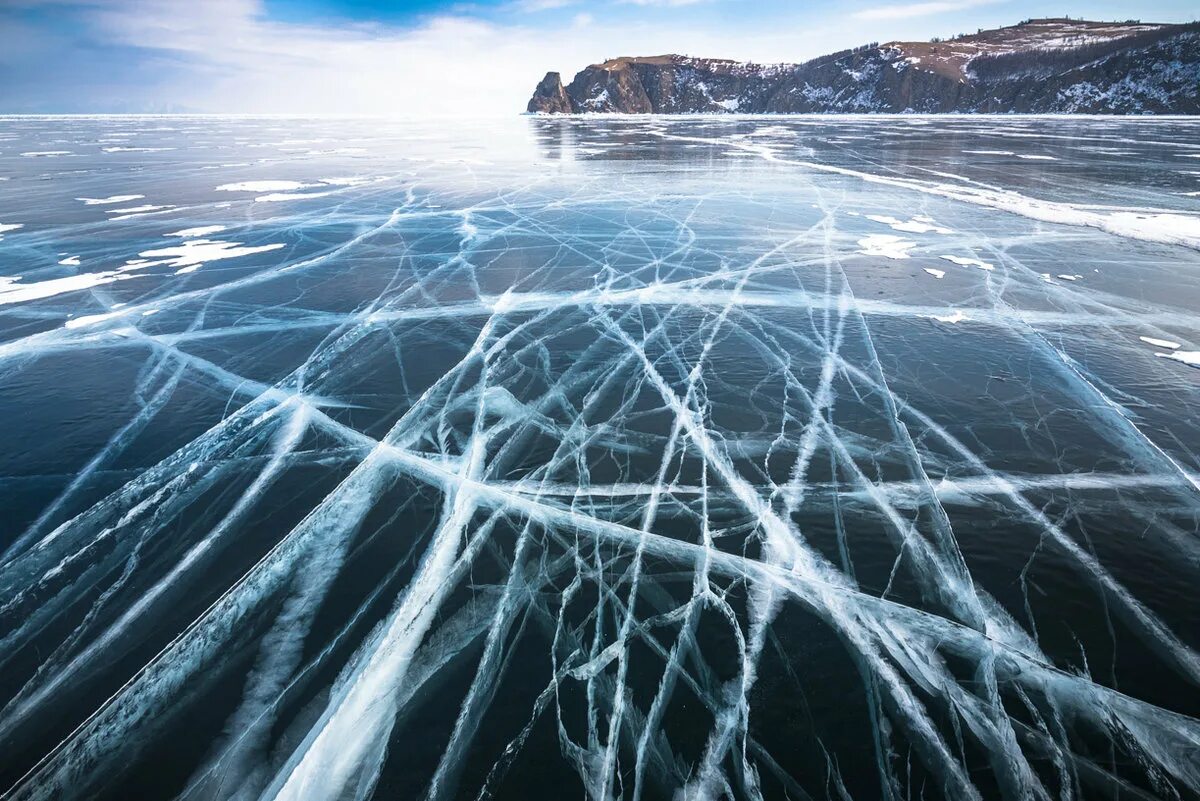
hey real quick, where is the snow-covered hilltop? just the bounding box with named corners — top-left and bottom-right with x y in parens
top-left (527, 18), bottom-right (1200, 114)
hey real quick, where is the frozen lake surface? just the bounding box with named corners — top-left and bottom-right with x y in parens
top-left (1, 115), bottom-right (1199, 801)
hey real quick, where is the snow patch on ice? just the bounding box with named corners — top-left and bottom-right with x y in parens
top-left (136, 238), bottom-right (285, 271)
top-left (254, 191), bottom-right (334, 203)
top-left (78, 195), bottom-right (145, 205)
top-left (101, 147), bottom-right (174, 153)
top-left (867, 214), bottom-right (952, 234)
top-left (106, 205), bottom-right (176, 221)
top-left (1102, 212), bottom-right (1200, 245)
top-left (66, 310), bottom-right (128, 329)
top-left (940, 254), bottom-right (994, 271)
top-left (857, 234), bottom-right (915, 259)
top-left (1140, 336), bottom-right (1181, 349)
top-left (929, 309), bottom-right (968, 324)
top-left (0, 271), bottom-right (140, 306)
top-left (166, 226), bottom-right (227, 238)
top-left (1157, 351), bottom-right (1200, 368)
top-left (216, 180), bottom-right (309, 192)
top-left (319, 176), bottom-right (372, 186)
top-left (923, 268), bottom-right (946, 279)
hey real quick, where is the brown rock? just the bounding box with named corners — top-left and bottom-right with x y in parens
top-left (527, 72), bottom-right (574, 114)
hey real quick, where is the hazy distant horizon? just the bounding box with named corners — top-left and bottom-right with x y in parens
top-left (2, 0), bottom-right (1197, 116)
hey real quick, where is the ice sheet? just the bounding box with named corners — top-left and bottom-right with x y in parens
top-left (1, 114), bottom-right (1198, 801)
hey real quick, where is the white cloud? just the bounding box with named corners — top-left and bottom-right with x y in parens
top-left (2, 0), bottom-right (900, 115)
top-left (515, 0), bottom-right (577, 11)
top-left (853, 0), bottom-right (1000, 21)
top-left (619, 0), bottom-right (710, 6)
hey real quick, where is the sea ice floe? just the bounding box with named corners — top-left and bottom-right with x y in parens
top-left (21, 151), bottom-right (71, 157)
top-left (939, 254), bottom-right (994, 271)
top-left (923, 268), bottom-right (946, 279)
top-left (857, 234), bottom-right (915, 259)
top-left (58, 256), bottom-right (81, 266)
top-left (1017, 154), bottom-right (1058, 160)
top-left (1139, 336), bottom-right (1181, 349)
top-left (1057, 274), bottom-right (1081, 281)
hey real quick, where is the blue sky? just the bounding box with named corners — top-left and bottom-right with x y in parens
top-left (1, 0), bottom-right (1196, 114)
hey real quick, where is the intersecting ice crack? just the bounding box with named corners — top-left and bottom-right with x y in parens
top-left (0, 116), bottom-right (1198, 801)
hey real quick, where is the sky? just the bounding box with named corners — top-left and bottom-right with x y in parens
top-left (0, 0), bottom-right (1196, 115)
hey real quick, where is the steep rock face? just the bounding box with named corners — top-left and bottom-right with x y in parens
top-left (527, 19), bottom-right (1200, 115)
top-left (565, 60), bottom-right (654, 113)
top-left (762, 47), bottom-right (974, 112)
top-left (975, 30), bottom-right (1200, 113)
top-left (527, 72), bottom-right (573, 114)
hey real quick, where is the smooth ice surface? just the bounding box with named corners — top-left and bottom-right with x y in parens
top-left (0, 114), bottom-right (1198, 801)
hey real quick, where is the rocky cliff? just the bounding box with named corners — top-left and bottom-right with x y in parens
top-left (527, 19), bottom-right (1200, 115)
